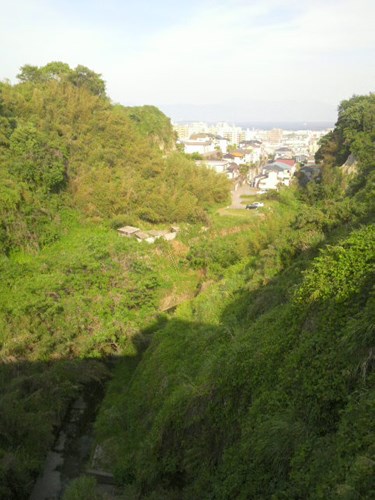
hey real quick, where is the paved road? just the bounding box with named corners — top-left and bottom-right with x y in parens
top-left (229, 182), bottom-right (259, 209)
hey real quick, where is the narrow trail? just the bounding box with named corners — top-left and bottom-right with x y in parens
top-left (29, 379), bottom-right (116, 499)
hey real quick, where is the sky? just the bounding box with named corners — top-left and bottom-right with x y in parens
top-left (1, 0), bottom-right (374, 122)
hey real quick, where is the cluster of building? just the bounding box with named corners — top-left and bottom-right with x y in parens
top-left (174, 122), bottom-right (329, 158)
top-left (174, 122), bottom-right (246, 146)
top-left (174, 121), bottom-right (329, 189)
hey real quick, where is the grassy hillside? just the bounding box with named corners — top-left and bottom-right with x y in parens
top-left (0, 66), bottom-right (373, 499)
top-left (95, 93), bottom-right (375, 499)
top-left (0, 62), bottom-right (229, 255)
top-left (0, 63), bottom-right (232, 499)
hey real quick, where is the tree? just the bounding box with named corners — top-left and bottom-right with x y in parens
top-left (41, 61), bottom-right (72, 81)
top-left (16, 64), bottom-right (43, 83)
top-left (8, 123), bottom-right (67, 193)
top-left (68, 65), bottom-right (106, 97)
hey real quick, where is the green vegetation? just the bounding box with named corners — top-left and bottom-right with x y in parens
top-left (0, 62), bottom-right (229, 255)
top-left (95, 93), bottom-right (375, 499)
top-left (62, 476), bottom-right (100, 500)
top-left (0, 63), bottom-right (230, 499)
top-left (0, 64), bottom-right (374, 500)
top-left (124, 104), bottom-right (177, 151)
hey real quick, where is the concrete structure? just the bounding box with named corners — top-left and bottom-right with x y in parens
top-left (117, 226), bottom-right (140, 237)
top-left (117, 226), bottom-right (178, 244)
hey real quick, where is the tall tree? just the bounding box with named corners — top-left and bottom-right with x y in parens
top-left (68, 65), bottom-right (106, 97)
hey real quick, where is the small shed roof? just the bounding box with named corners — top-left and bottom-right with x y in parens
top-left (134, 231), bottom-right (152, 240)
top-left (117, 225), bottom-right (140, 235)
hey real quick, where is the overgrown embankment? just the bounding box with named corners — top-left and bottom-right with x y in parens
top-left (95, 93), bottom-right (375, 499)
top-left (0, 62), bottom-right (232, 499)
top-left (0, 67), bottom-right (374, 499)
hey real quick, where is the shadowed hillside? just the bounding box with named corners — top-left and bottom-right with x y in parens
top-left (0, 70), bottom-right (374, 499)
top-left (95, 93), bottom-right (375, 499)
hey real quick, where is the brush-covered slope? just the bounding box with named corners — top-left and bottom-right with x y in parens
top-left (0, 63), bottom-right (231, 499)
top-left (96, 94), bottom-right (375, 499)
top-left (0, 62), bottom-right (229, 254)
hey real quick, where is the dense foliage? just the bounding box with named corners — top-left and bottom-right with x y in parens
top-left (0, 62), bottom-right (229, 254)
top-left (0, 63), bottom-right (230, 498)
top-left (0, 67), bottom-right (373, 499)
top-left (96, 93), bottom-right (375, 499)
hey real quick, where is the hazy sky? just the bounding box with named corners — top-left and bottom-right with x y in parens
top-left (1, 0), bottom-right (374, 122)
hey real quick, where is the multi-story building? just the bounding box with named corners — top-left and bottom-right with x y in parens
top-left (267, 128), bottom-right (283, 144)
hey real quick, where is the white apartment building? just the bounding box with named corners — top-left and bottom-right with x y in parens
top-left (182, 140), bottom-right (215, 155)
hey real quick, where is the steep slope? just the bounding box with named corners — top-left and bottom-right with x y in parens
top-left (96, 93), bottom-right (375, 499)
top-left (0, 62), bottom-right (229, 254)
top-left (0, 63), bottom-right (231, 499)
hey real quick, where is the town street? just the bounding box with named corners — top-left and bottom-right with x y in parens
top-left (228, 182), bottom-right (259, 209)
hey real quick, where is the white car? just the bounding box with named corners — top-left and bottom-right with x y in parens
top-left (246, 202), bottom-right (264, 209)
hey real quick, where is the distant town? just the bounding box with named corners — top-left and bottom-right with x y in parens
top-left (173, 121), bottom-right (332, 191)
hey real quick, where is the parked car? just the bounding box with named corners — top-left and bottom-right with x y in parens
top-left (246, 202), bottom-right (264, 209)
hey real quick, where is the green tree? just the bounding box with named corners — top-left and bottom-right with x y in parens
top-left (41, 61), bottom-right (72, 81)
top-left (68, 65), bottom-right (106, 96)
top-left (16, 64), bottom-right (43, 83)
top-left (8, 123), bottom-right (67, 192)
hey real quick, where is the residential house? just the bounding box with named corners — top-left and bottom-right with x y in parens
top-left (275, 146), bottom-right (293, 159)
top-left (253, 162), bottom-right (293, 190)
top-left (231, 151), bottom-right (246, 165)
top-left (182, 139), bottom-right (215, 155)
top-left (196, 159), bottom-right (230, 174)
top-left (238, 141), bottom-right (264, 164)
top-left (223, 153), bottom-right (235, 161)
top-left (272, 159), bottom-right (297, 175)
top-left (226, 162), bottom-right (240, 180)
top-left (239, 140), bottom-right (262, 148)
top-left (215, 135), bottom-right (229, 153)
top-left (254, 170), bottom-right (279, 191)
top-left (190, 133), bottom-right (229, 153)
